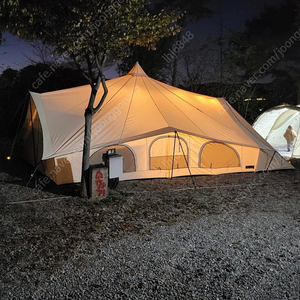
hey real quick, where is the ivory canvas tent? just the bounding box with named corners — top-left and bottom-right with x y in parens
top-left (21, 62), bottom-right (294, 184)
top-left (253, 104), bottom-right (300, 159)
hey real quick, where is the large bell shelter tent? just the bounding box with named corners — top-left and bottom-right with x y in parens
top-left (21, 63), bottom-right (293, 184)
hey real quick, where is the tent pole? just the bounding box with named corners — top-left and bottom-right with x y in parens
top-left (26, 160), bottom-right (41, 187)
top-left (170, 131), bottom-right (177, 179)
top-left (8, 92), bottom-right (29, 159)
top-left (265, 150), bottom-right (277, 171)
top-left (8, 91), bottom-right (29, 127)
top-left (29, 100), bottom-right (36, 166)
top-left (29, 98), bottom-right (38, 168)
top-left (175, 131), bottom-right (197, 189)
top-left (28, 97), bottom-right (41, 187)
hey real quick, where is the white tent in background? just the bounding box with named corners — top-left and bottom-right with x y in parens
top-left (21, 62), bottom-right (294, 185)
top-left (253, 104), bottom-right (300, 159)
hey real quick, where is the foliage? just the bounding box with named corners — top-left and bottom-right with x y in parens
top-left (154, 0), bottom-right (211, 25)
top-left (226, 0), bottom-right (300, 121)
top-left (116, 36), bottom-right (176, 80)
top-left (229, 1), bottom-right (300, 81)
top-left (117, 0), bottom-right (211, 82)
top-left (230, 2), bottom-right (299, 73)
top-left (0, 0), bottom-right (180, 81)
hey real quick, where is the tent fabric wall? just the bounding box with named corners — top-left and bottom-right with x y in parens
top-left (26, 130), bottom-right (293, 184)
top-left (253, 104), bottom-right (300, 158)
top-left (21, 63), bottom-right (294, 184)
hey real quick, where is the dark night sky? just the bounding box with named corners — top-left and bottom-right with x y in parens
top-left (0, 0), bottom-right (286, 78)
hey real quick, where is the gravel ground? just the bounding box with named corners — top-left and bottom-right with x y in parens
top-left (16, 213), bottom-right (300, 300)
top-left (1, 138), bottom-right (300, 299)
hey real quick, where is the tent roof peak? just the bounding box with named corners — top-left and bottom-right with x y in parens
top-left (128, 62), bottom-right (148, 77)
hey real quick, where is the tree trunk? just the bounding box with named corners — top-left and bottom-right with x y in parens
top-left (80, 105), bottom-right (93, 198)
top-left (80, 85), bottom-right (98, 198)
top-left (80, 73), bottom-right (108, 198)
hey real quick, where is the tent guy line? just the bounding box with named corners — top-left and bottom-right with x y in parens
top-left (173, 183), bottom-right (266, 192)
top-left (6, 196), bottom-right (72, 205)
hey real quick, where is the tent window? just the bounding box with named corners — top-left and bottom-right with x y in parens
top-left (199, 142), bottom-right (240, 168)
top-left (149, 135), bottom-right (188, 170)
top-left (90, 145), bottom-right (136, 173)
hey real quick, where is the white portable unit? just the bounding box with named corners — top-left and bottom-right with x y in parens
top-left (108, 154), bottom-right (123, 179)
